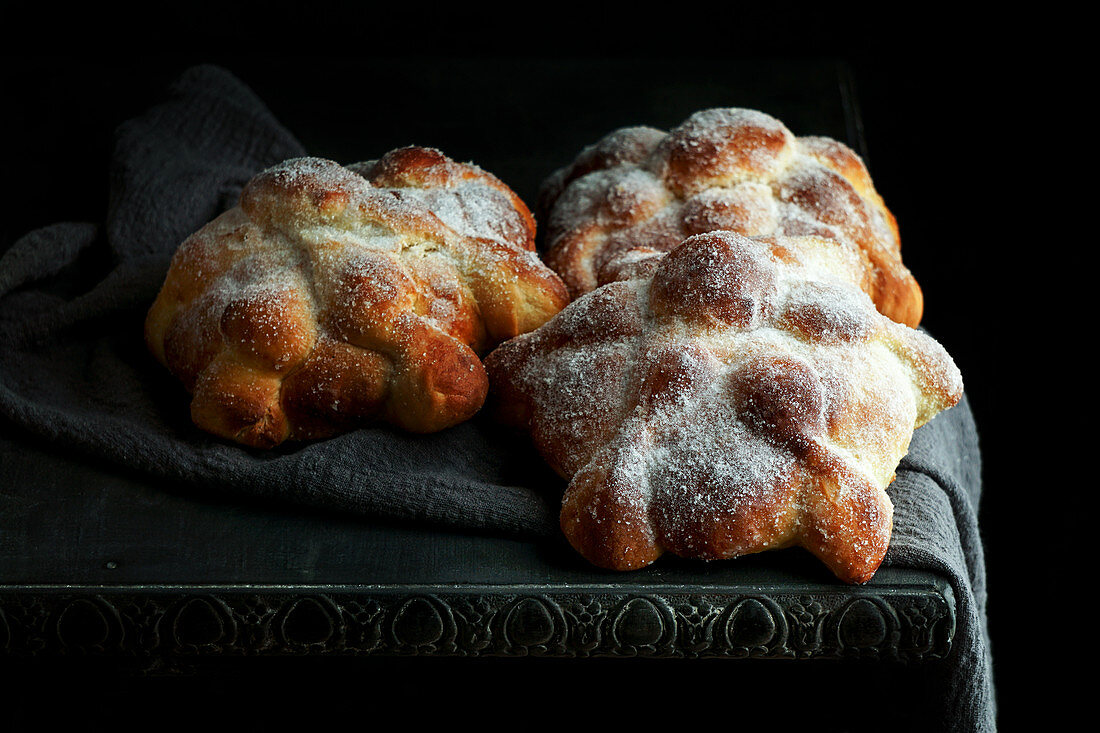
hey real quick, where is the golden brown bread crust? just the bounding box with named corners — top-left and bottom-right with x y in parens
top-left (485, 230), bottom-right (962, 583)
top-left (538, 108), bottom-right (923, 327)
top-left (146, 147), bottom-right (570, 447)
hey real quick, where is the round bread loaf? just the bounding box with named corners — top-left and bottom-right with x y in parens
top-left (539, 108), bottom-right (923, 327)
top-left (146, 147), bottom-right (570, 448)
top-left (486, 230), bottom-right (961, 583)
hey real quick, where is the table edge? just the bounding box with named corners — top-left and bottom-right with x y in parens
top-left (0, 579), bottom-right (955, 665)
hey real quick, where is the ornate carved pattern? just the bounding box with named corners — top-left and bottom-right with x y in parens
top-left (0, 586), bottom-right (953, 663)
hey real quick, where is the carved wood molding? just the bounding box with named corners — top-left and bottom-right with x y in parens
top-left (0, 585), bottom-right (954, 664)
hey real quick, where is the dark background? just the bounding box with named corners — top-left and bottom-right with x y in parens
top-left (1, 6), bottom-right (1070, 730)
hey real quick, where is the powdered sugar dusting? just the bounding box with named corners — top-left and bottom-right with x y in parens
top-left (396, 182), bottom-right (529, 249)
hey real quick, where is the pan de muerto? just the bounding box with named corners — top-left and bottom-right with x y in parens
top-left (539, 108), bottom-right (923, 327)
top-left (486, 230), bottom-right (961, 583)
top-left (146, 147), bottom-right (569, 447)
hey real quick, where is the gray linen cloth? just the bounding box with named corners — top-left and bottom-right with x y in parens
top-left (0, 65), bottom-right (993, 731)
